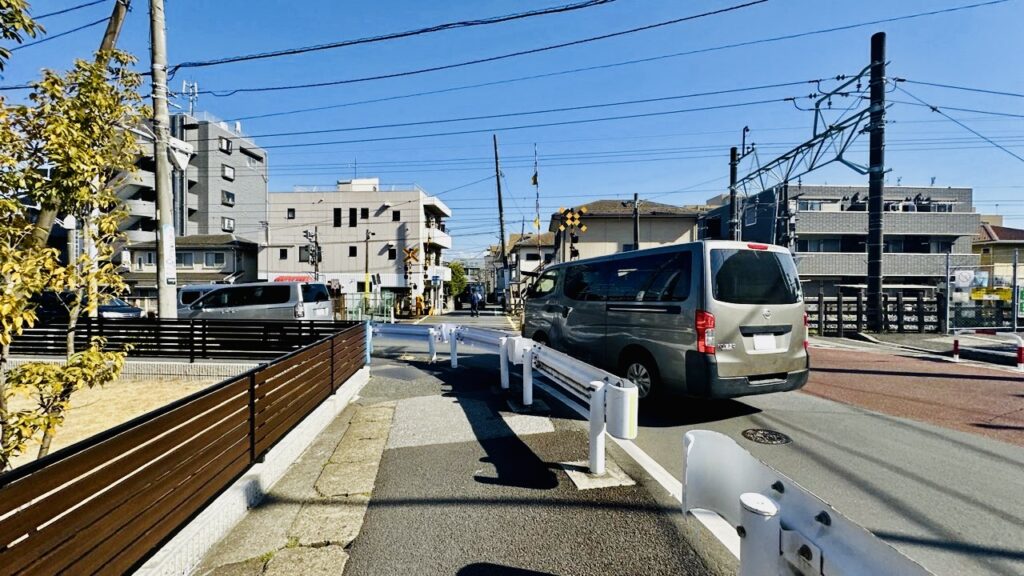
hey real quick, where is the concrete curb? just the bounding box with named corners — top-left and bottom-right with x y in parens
top-left (135, 366), bottom-right (371, 576)
top-left (853, 332), bottom-right (1020, 367)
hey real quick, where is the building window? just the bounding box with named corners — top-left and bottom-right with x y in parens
top-left (175, 252), bottom-right (194, 268)
top-left (388, 247), bottom-right (397, 260)
top-left (279, 248), bottom-right (288, 260)
top-left (221, 217), bottom-right (235, 232)
top-left (392, 210), bottom-right (401, 222)
top-left (221, 190), bottom-right (235, 207)
top-left (146, 251), bottom-right (155, 265)
top-left (218, 137), bottom-right (233, 154)
top-left (349, 207), bottom-right (357, 227)
top-left (204, 252), bottom-right (226, 267)
top-left (333, 208), bottom-right (342, 227)
top-left (798, 200), bottom-right (823, 212)
top-left (286, 208), bottom-right (295, 220)
top-left (221, 164), bottom-right (235, 181)
top-left (349, 246), bottom-right (357, 257)
top-left (360, 207), bottom-right (369, 219)
top-left (525, 253), bottom-right (541, 261)
top-left (744, 206), bottom-right (757, 226)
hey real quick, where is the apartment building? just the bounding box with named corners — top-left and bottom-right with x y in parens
top-left (702, 184), bottom-right (981, 295)
top-left (264, 178), bottom-right (452, 311)
top-left (118, 113), bottom-right (268, 244)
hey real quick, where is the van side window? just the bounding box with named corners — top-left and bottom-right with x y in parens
top-left (301, 284), bottom-right (330, 302)
top-left (180, 290), bottom-right (202, 305)
top-left (529, 270), bottom-right (558, 298)
top-left (564, 265), bottom-right (604, 301)
top-left (605, 256), bottom-right (662, 302)
top-left (252, 285), bottom-right (292, 305)
top-left (644, 252), bottom-right (692, 302)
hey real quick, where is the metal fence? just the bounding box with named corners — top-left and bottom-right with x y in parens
top-left (947, 261), bottom-right (1021, 332)
top-left (0, 322), bottom-right (366, 575)
top-left (338, 292), bottom-right (396, 322)
top-left (9, 318), bottom-right (359, 362)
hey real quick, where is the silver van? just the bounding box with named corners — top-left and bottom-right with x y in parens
top-left (179, 282), bottom-right (333, 321)
top-left (522, 240), bottom-right (808, 400)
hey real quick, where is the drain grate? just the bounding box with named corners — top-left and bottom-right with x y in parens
top-left (741, 428), bottom-right (792, 445)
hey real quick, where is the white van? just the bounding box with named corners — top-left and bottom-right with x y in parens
top-left (179, 282), bottom-right (333, 320)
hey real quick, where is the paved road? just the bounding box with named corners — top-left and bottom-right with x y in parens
top-left (632, 340), bottom-right (1024, 576)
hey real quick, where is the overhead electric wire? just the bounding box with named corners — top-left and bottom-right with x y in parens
top-left (33, 0), bottom-right (107, 20)
top-left (170, 0), bottom-right (616, 72)
top-left (889, 99), bottom-right (1024, 119)
top-left (896, 78), bottom-right (1024, 99)
top-left (893, 84), bottom-right (1024, 164)
top-left (9, 16), bottom-right (107, 51)
top-left (197, 0), bottom-right (769, 96)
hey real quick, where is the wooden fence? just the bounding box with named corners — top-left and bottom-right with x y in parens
top-left (9, 318), bottom-right (359, 362)
top-left (0, 322), bottom-right (366, 575)
top-left (806, 293), bottom-right (943, 336)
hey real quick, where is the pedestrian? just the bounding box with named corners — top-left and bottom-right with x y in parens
top-left (470, 290), bottom-right (480, 317)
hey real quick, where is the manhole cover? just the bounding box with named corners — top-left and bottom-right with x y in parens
top-left (741, 428), bottom-right (792, 445)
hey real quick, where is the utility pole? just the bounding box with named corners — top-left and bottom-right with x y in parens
top-left (364, 229), bottom-right (375, 307)
top-left (632, 192), bottom-right (640, 250)
top-left (31, 0), bottom-right (132, 248)
top-left (493, 135), bottom-right (508, 289)
top-left (150, 0), bottom-right (177, 318)
top-left (729, 146), bottom-right (739, 240)
top-left (866, 32), bottom-right (887, 332)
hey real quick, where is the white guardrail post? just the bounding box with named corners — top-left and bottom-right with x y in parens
top-left (683, 430), bottom-right (931, 576)
top-left (522, 346), bottom-right (534, 407)
top-left (427, 327), bottom-right (437, 363)
top-left (499, 337), bottom-right (510, 390)
top-left (588, 381), bottom-right (606, 475)
top-left (450, 331), bottom-right (458, 368)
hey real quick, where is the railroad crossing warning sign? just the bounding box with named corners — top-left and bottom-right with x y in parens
top-left (557, 206), bottom-right (588, 233)
top-left (403, 245), bottom-right (420, 264)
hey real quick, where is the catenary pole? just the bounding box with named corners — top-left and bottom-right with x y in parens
top-left (32, 0), bottom-right (132, 248)
top-left (632, 192), bottom-right (640, 250)
top-left (150, 0), bottom-right (178, 318)
top-left (866, 32), bottom-right (886, 332)
top-left (729, 146), bottom-right (739, 240)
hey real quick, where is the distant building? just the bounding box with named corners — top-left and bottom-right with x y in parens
top-left (974, 222), bottom-right (1024, 283)
top-left (546, 199), bottom-right (705, 262)
top-left (702, 184), bottom-right (981, 295)
top-left (509, 232), bottom-right (556, 283)
top-left (263, 178), bottom-right (452, 311)
top-left (123, 234), bottom-right (259, 312)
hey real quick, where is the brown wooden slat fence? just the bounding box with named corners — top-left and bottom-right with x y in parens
top-left (806, 293), bottom-right (944, 336)
top-left (0, 322), bottom-right (366, 575)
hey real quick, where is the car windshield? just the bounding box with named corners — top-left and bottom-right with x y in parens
top-left (710, 248), bottom-right (802, 304)
top-left (106, 298), bottom-right (130, 307)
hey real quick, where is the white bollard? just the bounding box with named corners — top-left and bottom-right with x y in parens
top-left (738, 492), bottom-right (781, 576)
top-left (588, 381), bottom-right (607, 476)
top-left (499, 337), bottom-right (509, 390)
top-left (427, 328), bottom-right (437, 363)
top-left (450, 333), bottom-right (459, 369)
top-left (522, 348), bottom-right (534, 406)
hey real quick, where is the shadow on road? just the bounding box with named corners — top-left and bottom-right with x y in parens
top-left (639, 397), bottom-right (760, 428)
top-left (457, 564), bottom-right (557, 576)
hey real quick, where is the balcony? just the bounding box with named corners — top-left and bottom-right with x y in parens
top-left (425, 227), bottom-right (452, 249)
top-left (796, 252), bottom-right (980, 277)
top-left (797, 211), bottom-right (980, 236)
top-left (122, 198), bottom-right (155, 218)
top-left (118, 170), bottom-right (155, 193)
top-left (123, 229), bottom-right (155, 244)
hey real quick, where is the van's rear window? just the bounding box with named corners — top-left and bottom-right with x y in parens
top-left (710, 249), bottom-right (801, 304)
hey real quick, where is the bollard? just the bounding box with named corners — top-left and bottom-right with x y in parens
top-left (1017, 345), bottom-right (1023, 372)
top-left (588, 381), bottom-right (607, 476)
top-left (364, 320), bottom-right (372, 365)
top-left (522, 347), bottom-right (534, 406)
top-left (952, 338), bottom-right (960, 362)
top-left (450, 332), bottom-right (459, 369)
top-left (427, 328), bottom-right (437, 363)
top-left (738, 492), bottom-right (781, 576)
top-left (499, 337), bottom-right (510, 390)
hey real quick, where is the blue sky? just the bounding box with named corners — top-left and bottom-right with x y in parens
top-left (3, 0), bottom-right (1022, 258)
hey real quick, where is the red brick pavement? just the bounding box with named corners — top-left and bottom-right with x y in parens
top-left (805, 347), bottom-right (1024, 447)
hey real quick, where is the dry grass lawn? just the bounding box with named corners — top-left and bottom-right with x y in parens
top-left (8, 375), bottom-right (220, 470)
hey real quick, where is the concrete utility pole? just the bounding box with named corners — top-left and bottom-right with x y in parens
top-left (866, 32), bottom-right (887, 332)
top-left (632, 192), bottom-right (640, 250)
top-left (493, 134), bottom-right (509, 286)
top-left (364, 229), bottom-right (375, 305)
top-left (729, 146), bottom-right (739, 241)
top-left (31, 0), bottom-right (132, 248)
top-left (150, 0), bottom-right (178, 318)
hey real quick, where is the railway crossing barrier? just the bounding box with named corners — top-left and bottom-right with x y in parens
top-left (369, 322), bottom-right (637, 475)
top-left (683, 430), bottom-right (930, 576)
top-left (951, 329), bottom-right (1024, 371)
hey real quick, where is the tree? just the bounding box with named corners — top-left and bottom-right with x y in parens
top-left (447, 261), bottom-right (468, 298)
top-left (0, 4), bottom-right (143, 467)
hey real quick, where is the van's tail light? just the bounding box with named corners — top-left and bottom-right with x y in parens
top-left (294, 303), bottom-right (305, 318)
top-left (696, 310), bottom-right (716, 355)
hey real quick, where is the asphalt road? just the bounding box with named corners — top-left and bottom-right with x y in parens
top-left (631, 340), bottom-right (1024, 576)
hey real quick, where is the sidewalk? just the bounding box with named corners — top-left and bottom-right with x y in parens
top-left (198, 341), bottom-right (703, 575)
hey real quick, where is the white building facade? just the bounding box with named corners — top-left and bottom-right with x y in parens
top-left (263, 178), bottom-right (452, 311)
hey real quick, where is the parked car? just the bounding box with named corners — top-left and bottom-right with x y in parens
top-left (179, 282), bottom-right (333, 320)
top-left (31, 292), bottom-right (144, 324)
top-left (522, 240), bottom-right (808, 400)
top-left (177, 283), bottom-right (221, 307)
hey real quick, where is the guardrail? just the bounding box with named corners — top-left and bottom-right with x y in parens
top-left (10, 318), bottom-right (361, 362)
top-left (952, 329), bottom-right (1024, 371)
top-left (0, 323), bottom-right (366, 574)
top-left (370, 322), bottom-right (637, 475)
top-left (683, 430), bottom-right (929, 576)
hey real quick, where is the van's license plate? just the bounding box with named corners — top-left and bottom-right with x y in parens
top-left (752, 333), bottom-right (775, 351)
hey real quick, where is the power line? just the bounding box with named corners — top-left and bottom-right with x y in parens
top-left (9, 16), bottom-right (107, 51)
top-left (170, 0), bottom-right (616, 72)
top-left (895, 78), bottom-right (1024, 99)
top-left (893, 84), bottom-right (1024, 164)
top-left (33, 0), bottom-right (107, 20)
top-left (890, 99), bottom-right (1024, 118)
top-left (198, 0), bottom-right (769, 96)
